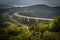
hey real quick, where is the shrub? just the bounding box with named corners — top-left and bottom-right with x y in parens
top-left (49, 16), bottom-right (60, 32)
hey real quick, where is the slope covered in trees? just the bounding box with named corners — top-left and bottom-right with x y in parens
top-left (0, 16), bottom-right (60, 40)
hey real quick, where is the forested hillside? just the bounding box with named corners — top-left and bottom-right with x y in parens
top-left (0, 16), bottom-right (60, 40)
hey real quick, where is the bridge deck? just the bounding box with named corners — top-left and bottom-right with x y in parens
top-left (14, 13), bottom-right (53, 21)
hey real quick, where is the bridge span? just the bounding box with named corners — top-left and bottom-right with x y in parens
top-left (14, 13), bottom-right (53, 22)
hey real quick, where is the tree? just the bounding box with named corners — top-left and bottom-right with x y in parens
top-left (42, 31), bottom-right (60, 40)
top-left (49, 16), bottom-right (60, 32)
top-left (29, 22), bottom-right (49, 32)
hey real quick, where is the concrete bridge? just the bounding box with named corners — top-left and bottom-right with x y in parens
top-left (14, 13), bottom-right (53, 22)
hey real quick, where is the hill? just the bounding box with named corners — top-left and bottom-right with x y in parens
top-left (0, 4), bottom-right (60, 18)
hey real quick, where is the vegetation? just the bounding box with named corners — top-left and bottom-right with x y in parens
top-left (0, 16), bottom-right (60, 40)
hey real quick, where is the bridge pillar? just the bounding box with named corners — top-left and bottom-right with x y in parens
top-left (27, 18), bottom-right (29, 22)
top-left (23, 17), bottom-right (25, 20)
top-left (20, 17), bottom-right (22, 19)
top-left (36, 19), bottom-right (38, 22)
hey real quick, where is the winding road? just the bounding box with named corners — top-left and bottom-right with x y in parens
top-left (14, 13), bottom-right (53, 21)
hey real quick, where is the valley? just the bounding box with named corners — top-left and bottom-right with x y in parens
top-left (0, 4), bottom-right (60, 40)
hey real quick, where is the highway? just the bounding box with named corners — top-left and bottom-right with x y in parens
top-left (14, 13), bottom-right (53, 21)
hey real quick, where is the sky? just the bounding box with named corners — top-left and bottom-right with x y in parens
top-left (0, 0), bottom-right (60, 7)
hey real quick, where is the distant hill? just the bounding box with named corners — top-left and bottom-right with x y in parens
top-left (0, 4), bottom-right (60, 18)
top-left (0, 4), bottom-right (13, 13)
top-left (0, 4), bottom-right (13, 9)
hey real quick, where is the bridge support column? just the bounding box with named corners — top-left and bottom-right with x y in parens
top-left (27, 18), bottom-right (29, 22)
top-left (23, 17), bottom-right (25, 20)
top-left (36, 19), bottom-right (38, 22)
top-left (20, 17), bottom-right (22, 19)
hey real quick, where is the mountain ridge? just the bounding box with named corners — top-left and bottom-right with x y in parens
top-left (0, 4), bottom-right (60, 18)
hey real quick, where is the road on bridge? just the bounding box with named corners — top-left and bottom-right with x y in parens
top-left (14, 13), bottom-right (53, 21)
